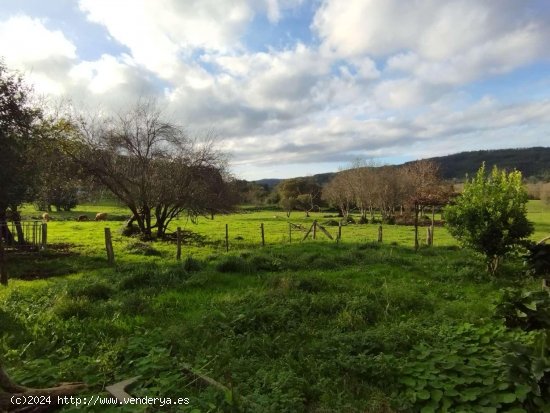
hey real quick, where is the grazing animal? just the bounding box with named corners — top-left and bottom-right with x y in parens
top-left (95, 212), bottom-right (108, 221)
top-left (77, 215), bottom-right (89, 222)
top-left (42, 213), bottom-right (50, 222)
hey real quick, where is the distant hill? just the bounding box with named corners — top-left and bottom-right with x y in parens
top-left (409, 147), bottom-right (550, 181)
top-left (253, 147), bottom-right (550, 186)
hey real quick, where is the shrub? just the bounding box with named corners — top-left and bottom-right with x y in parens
top-left (445, 164), bottom-right (533, 275)
top-left (524, 241), bottom-right (550, 277)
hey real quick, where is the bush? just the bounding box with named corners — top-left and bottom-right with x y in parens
top-left (445, 164), bottom-right (533, 275)
top-left (524, 241), bottom-right (550, 276)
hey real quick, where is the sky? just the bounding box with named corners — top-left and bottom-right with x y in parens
top-left (0, 0), bottom-right (549, 180)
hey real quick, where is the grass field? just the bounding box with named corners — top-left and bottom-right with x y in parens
top-left (1, 201), bottom-right (549, 412)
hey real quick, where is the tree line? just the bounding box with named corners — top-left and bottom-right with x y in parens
top-left (235, 160), bottom-right (453, 224)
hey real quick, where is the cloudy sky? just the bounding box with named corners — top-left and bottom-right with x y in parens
top-left (1, 0), bottom-right (549, 180)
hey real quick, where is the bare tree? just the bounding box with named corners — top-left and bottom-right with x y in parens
top-left (322, 169), bottom-right (355, 219)
top-left (402, 160), bottom-right (450, 249)
top-left (346, 160), bottom-right (378, 221)
top-left (69, 99), bottom-right (235, 238)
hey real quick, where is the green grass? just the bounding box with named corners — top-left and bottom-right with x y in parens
top-left (1, 201), bottom-right (549, 412)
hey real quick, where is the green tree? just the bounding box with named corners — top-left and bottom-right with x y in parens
top-left (33, 118), bottom-right (83, 212)
top-left (277, 177), bottom-right (321, 217)
top-left (445, 163), bottom-right (533, 275)
top-left (0, 61), bottom-right (42, 245)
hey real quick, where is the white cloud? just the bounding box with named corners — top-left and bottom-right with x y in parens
top-left (70, 54), bottom-right (137, 94)
top-left (78, 0), bottom-right (253, 79)
top-left (1, 2), bottom-right (549, 179)
top-left (0, 15), bottom-right (76, 64)
top-left (314, 0), bottom-right (549, 86)
top-left (0, 15), bottom-right (78, 95)
top-left (169, 44), bottom-right (336, 136)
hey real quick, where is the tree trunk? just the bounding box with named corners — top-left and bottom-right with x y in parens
top-left (156, 217), bottom-right (166, 238)
top-left (0, 209), bottom-right (15, 246)
top-left (487, 256), bottom-right (500, 276)
top-left (125, 214), bottom-right (137, 228)
top-left (11, 209), bottom-right (25, 245)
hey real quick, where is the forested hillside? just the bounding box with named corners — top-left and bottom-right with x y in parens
top-left (255, 147), bottom-right (550, 186)
top-left (414, 147), bottom-right (550, 180)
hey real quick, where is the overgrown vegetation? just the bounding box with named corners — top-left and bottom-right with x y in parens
top-left (1, 201), bottom-right (549, 411)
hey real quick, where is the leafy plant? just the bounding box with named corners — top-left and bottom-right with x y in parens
top-left (495, 288), bottom-right (550, 409)
top-left (524, 241), bottom-right (550, 277)
top-left (445, 164), bottom-right (533, 275)
top-left (495, 289), bottom-right (550, 331)
top-left (397, 323), bottom-right (548, 412)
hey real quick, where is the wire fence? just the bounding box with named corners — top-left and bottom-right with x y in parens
top-left (0, 221), bottom-right (46, 251)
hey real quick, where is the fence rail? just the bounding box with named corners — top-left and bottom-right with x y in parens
top-left (0, 221), bottom-right (45, 251)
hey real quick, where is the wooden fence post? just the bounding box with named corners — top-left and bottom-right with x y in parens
top-left (32, 222), bottom-right (37, 248)
top-left (104, 227), bottom-right (115, 265)
top-left (225, 224), bottom-right (229, 252)
top-left (337, 220), bottom-right (342, 243)
top-left (431, 205), bottom-right (435, 245)
top-left (378, 225), bottom-right (383, 243)
top-left (176, 227), bottom-right (182, 260)
top-left (288, 223), bottom-right (292, 243)
top-left (41, 223), bottom-right (47, 250)
top-left (260, 223), bottom-right (265, 246)
top-left (313, 220), bottom-right (317, 240)
top-left (0, 232), bottom-right (7, 286)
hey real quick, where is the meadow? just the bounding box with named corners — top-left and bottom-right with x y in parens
top-left (0, 201), bottom-right (549, 412)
